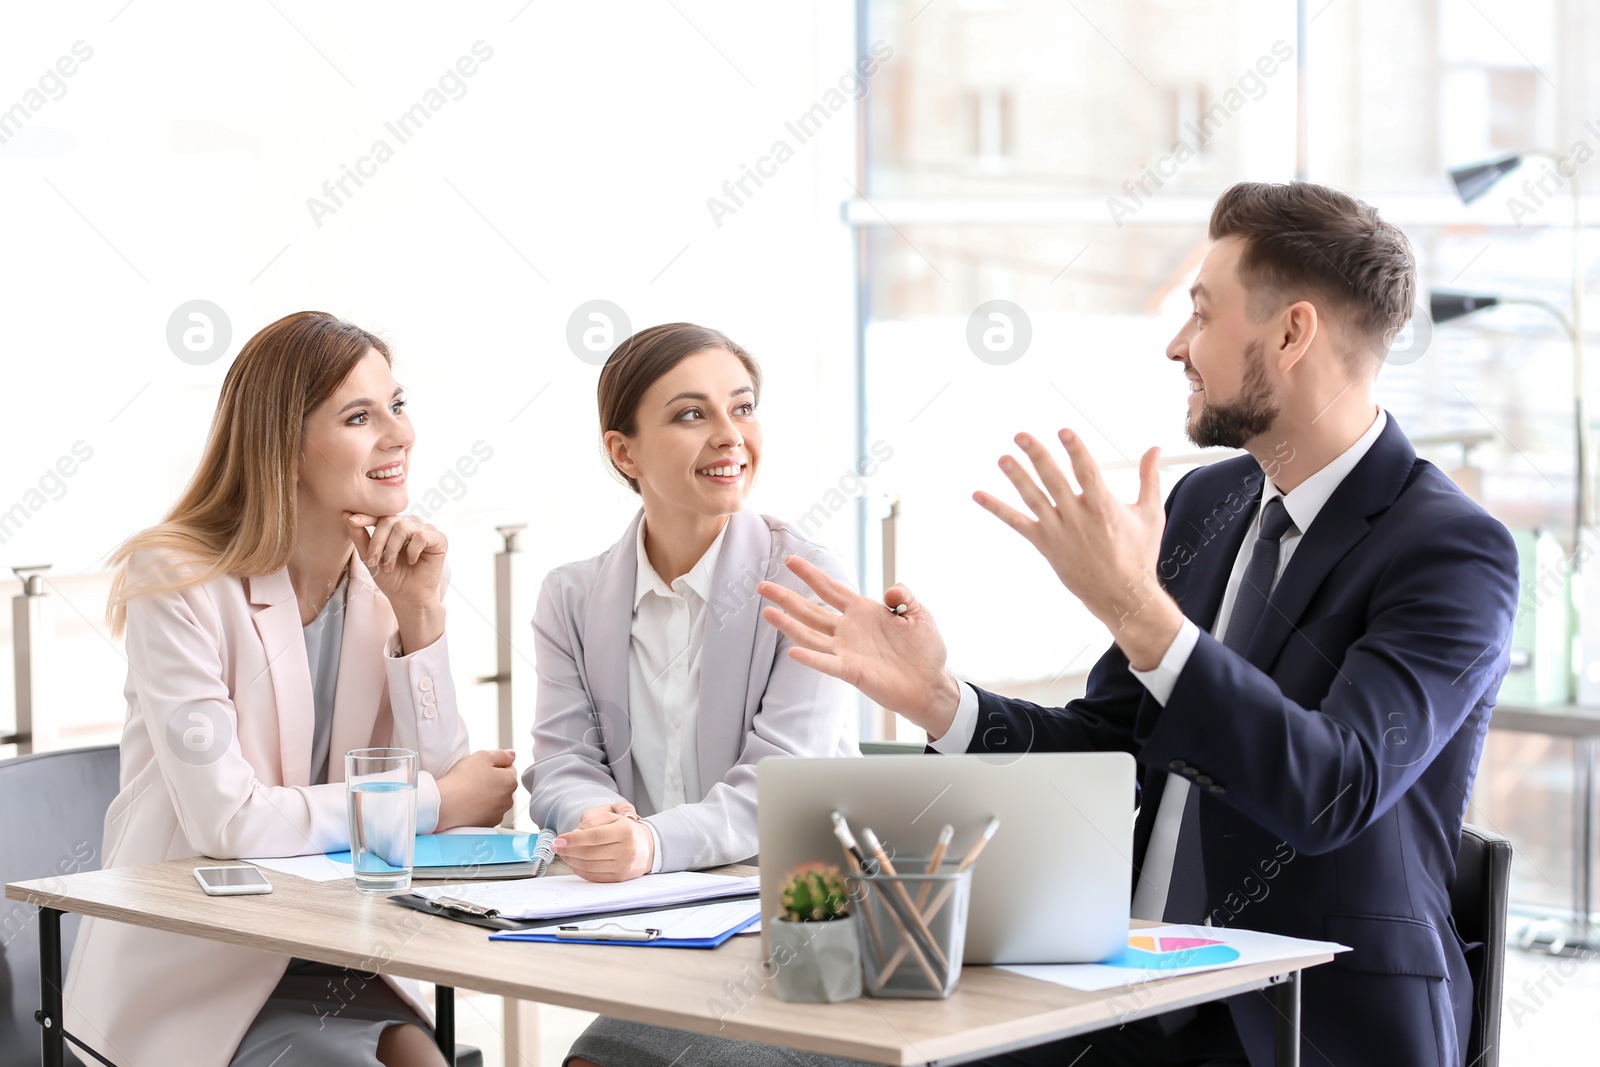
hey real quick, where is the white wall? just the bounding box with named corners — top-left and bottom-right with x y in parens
top-left (0, 1), bottom-right (865, 757)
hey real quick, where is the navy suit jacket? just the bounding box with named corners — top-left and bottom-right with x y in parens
top-left (964, 416), bottom-right (1518, 1067)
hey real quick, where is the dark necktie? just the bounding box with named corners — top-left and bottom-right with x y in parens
top-left (1163, 496), bottom-right (1295, 926)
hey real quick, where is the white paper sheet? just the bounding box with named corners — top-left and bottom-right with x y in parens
top-left (243, 854), bottom-right (354, 883)
top-left (521, 899), bottom-right (761, 939)
top-left (413, 871), bottom-right (760, 921)
top-left (999, 925), bottom-right (1349, 992)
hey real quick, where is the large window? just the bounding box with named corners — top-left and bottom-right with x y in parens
top-left (852, 0), bottom-right (1598, 919)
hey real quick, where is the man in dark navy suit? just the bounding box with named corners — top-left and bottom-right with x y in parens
top-left (760, 181), bottom-right (1519, 1066)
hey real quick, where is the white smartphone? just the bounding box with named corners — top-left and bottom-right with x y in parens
top-left (193, 865), bottom-right (273, 896)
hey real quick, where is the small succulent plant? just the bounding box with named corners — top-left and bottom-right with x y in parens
top-left (779, 862), bottom-right (851, 922)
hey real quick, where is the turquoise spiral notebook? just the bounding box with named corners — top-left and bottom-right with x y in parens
top-left (329, 829), bottom-right (556, 879)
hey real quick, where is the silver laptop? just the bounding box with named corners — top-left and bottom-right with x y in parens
top-left (757, 752), bottom-right (1134, 965)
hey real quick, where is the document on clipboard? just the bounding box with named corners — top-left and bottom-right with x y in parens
top-left (400, 870), bottom-right (760, 928)
top-left (489, 898), bottom-right (761, 948)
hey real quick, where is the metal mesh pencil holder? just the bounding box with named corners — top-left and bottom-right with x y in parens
top-left (854, 864), bottom-right (972, 998)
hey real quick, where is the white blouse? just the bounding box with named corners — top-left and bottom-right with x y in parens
top-left (628, 517), bottom-right (729, 871)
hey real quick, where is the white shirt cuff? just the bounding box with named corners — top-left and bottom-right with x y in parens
top-left (644, 818), bottom-right (664, 874)
top-left (415, 771), bottom-right (442, 834)
top-left (1127, 619), bottom-right (1201, 707)
top-left (928, 682), bottom-right (981, 754)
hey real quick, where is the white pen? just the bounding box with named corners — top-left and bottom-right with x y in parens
top-left (954, 816), bottom-right (1001, 872)
top-left (556, 925), bottom-right (660, 941)
top-left (830, 810), bottom-right (871, 870)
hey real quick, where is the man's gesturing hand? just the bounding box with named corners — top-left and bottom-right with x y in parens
top-left (972, 429), bottom-right (1184, 671)
top-left (757, 557), bottom-right (963, 739)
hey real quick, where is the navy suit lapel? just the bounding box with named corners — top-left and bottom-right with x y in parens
top-left (1132, 418), bottom-right (1415, 883)
top-left (1133, 467), bottom-right (1262, 870)
top-left (1244, 417), bottom-right (1416, 670)
top-left (1166, 464), bottom-right (1262, 632)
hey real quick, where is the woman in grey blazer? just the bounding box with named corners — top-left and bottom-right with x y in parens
top-left (525, 322), bottom-right (859, 892)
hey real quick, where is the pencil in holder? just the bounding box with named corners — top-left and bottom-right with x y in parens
top-left (855, 864), bottom-right (972, 998)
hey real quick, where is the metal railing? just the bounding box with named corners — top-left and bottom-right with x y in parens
top-left (4, 565), bottom-right (56, 755)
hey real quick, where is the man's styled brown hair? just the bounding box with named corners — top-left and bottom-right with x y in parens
top-left (1208, 181), bottom-right (1416, 368)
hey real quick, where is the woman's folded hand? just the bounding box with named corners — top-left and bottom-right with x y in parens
top-left (555, 803), bottom-right (655, 881)
top-left (435, 748), bottom-right (517, 830)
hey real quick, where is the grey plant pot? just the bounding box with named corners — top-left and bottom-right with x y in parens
top-left (769, 916), bottom-right (863, 1003)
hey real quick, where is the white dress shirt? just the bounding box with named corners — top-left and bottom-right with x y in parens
top-left (934, 409), bottom-right (1388, 918)
top-left (628, 517), bottom-right (728, 873)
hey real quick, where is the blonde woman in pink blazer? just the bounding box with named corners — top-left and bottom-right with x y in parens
top-left (63, 311), bottom-right (516, 1067)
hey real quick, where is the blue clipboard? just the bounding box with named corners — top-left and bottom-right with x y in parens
top-left (489, 911), bottom-right (759, 949)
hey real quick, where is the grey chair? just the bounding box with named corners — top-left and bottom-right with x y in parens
top-left (1452, 822), bottom-right (1512, 1067)
top-left (0, 745), bottom-right (118, 1067)
top-left (0, 745), bottom-right (481, 1067)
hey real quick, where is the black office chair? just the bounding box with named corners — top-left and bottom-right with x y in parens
top-left (1452, 823), bottom-right (1512, 1067)
top-left (0, 745), bottom-right (481, 1067)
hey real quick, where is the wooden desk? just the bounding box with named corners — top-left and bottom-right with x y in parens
top-left (7, 859), bottom-right (1333, 1067)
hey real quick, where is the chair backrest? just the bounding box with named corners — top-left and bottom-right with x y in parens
top-left (0, 745), bottom-right (120, 1067)
top-left (1451, 822), bottom-right (1512, 1067)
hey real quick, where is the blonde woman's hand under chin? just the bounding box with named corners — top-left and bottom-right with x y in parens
top-left (345, 512), bottom-right (448, 653)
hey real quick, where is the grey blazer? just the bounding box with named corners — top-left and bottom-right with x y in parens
top-left (524, 507), bottom-right (859, 870)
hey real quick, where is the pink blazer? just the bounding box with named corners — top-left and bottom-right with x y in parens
top-left (64, 549), bottom-right (470, 1067)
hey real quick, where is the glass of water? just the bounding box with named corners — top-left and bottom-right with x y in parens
top-left (345, 747), bottom-right (418, 893)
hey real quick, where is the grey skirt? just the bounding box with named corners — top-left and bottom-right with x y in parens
top-left (566, 1016), bottom-right (871, 1067)
top-left (230, 958), bottom-right (430, 1066)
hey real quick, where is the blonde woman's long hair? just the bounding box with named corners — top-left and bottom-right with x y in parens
top-left (108, 311), bottom-right (391, 635)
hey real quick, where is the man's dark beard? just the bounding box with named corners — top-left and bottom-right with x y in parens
top-left (1185, 339), bottom-right (1279, 448)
